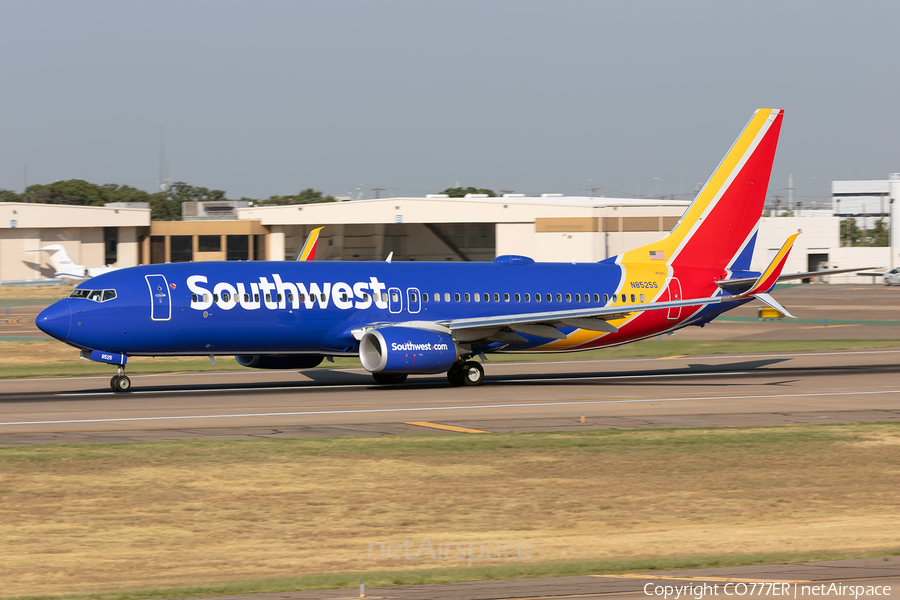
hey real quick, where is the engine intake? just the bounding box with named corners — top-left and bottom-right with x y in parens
top-left (360, 327), bottom-right (459, 374)
top-left (235, 354), bottom-right (324, 369)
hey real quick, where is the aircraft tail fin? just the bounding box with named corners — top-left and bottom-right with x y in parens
top-left (22, 245), bottom-right (87, 279)
top-left (622, 109), bottom-right (784, 271)
top-left (297, 227), bottom-right (324, 261)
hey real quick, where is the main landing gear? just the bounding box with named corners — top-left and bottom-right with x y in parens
top-left (447, 360), bottom-right (484, 387)
top-left (110, 366), bottom-right (131, 392)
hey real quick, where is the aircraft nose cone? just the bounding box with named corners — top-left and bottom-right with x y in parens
top-left (36, 300), bottom-right (71, 341)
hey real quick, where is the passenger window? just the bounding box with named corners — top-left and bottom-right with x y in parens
top-left (484, 293), bottom-right (490, 302)
top-left (445, 293), bottom-right (451, 302)
top-left (524, 293), bottom-right (530, 302)
top-left (382, 292), bottom-right (388, 302)
top-left (546, 293), bottom-right (552, 302)
top-left (341, 292), bottom-right (349, 302)
top-left (575, 293), bottom-right (581, 303)
top-left (244, 294), bottom-right (250, 302)
top-left (565, 293), bottom-right (571, 302)
top-left (299, 293), bottom-right (306, 302)
top-left (621, 294), bottom-right (626, 303)
top-left (213, 294), bottom-right (219, 302)
top-left (465, 293), bottom-right (471, 302)
top-left (494, 293), bottom-right (500, 302)
top-left (603, 294), bottom-right (609, 303)
top-left (535, 293), bottom-right (541, 303)
top-left (595, 293), bottom-right (601, 303)
top-left (254, 294), bottom-right (260, 302)
top-left (410, 293), bottom-right (417, 303)
top-left (392, 292), bottom-right (400, 302)
top-left (285, 293), bottom-right (291, 303)
top-left (640, 294), bottom-right (645, 302)
top-left (631, 294), bottom-right (636, 303)
top-left (434, 293), bottom-right (440, 302)
top-left (555, 293), bottom-right (562, 302)
top-left (192, 293), bottom-right (198, 302)
top-left (455, 293), bottom-right (461, 302)
top-left (515, 293), bottom-right (521, 302)
top-left (277, 293), bottom-right (282, 303)
top-left (265, 293), bottom-right (271, 302)
top-left (474, 293), bottom-right (480, 302)
top-left (422, 293), bottom-right (428, 303)
top-left (504, 293), bottom-right (510, 302)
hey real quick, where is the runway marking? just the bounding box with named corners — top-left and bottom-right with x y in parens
top-left (404, 421), bottom-right (490, 434)
top-left (657, 355), bottom-right (687, 359)
top-left (52, 371), bottom-right (751, 397)
top-left (800, 324), bottom-right (860, 330)
top-left (5, 389), bottom-right (900, 427)
top-left (593, 574), bottom-right (812, 583)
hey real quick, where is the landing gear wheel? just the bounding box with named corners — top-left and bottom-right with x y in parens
top-left (372, 373), bottom-right (408, 385)
top-left (447, 363), bottom-right (465, 387)
top-left (461, 361), bottom-right (485, 386)
top-left (111, 375), bottom-right (131, 392)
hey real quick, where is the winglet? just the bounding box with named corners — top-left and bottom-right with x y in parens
top-left (297, 227), bottom-right (324, 261)
top-left (738, 233), bottom-right (800, 297)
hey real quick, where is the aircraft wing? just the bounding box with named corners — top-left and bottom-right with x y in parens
top-left (440, 234), bottom-right (802, 341)
top-left (717, 266), bottom-right (877, 292)
top-left (297, 227), bottom-right (324, 261)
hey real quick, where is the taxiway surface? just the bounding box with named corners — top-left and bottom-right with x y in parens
top-left (2, 347), bottom-right (899, 445)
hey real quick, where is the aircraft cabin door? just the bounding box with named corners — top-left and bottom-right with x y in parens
top-left (666, 277), bottom-right (682, 321)
top-left (145, 274), bottom-right (172, 321)
top-left (407, 287), bottom-right (421, 314)
top-left (388, 287), bottom-right (403, 314)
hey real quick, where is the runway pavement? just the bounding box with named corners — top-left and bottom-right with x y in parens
top-left (2, 347), bottom-right (900, 445)
top-left (173, 557), bottom-right (900, 599)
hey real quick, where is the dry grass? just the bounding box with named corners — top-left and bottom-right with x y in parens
top-left (1, 424), bottom-right (900, 598)
top-left (0, 286), bottom-right (71, 300)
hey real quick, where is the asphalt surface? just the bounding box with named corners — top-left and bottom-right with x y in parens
top-left (175, 557), bottom-right (900, 599)
top-left (2, 347), bottom-right (900, 445)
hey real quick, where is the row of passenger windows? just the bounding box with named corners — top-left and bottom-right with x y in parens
top-left (413, 292), bottom-right (645, 304)
top-left (69, 289), bottom-right (117, 302)
top-left (192, 291), bottom-right (647, 305)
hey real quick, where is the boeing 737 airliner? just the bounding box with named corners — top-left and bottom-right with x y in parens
top-left (36, 109), bottom-right (861, 392)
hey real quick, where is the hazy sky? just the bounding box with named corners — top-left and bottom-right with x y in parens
top-left (1, 0), bottom-right (897, 205)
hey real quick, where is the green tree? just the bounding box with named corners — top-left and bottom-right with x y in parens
top-left (0, 189), bottom-right (20, 202)
top-left (840, 218), bottom-right (863, 247)
top-left (22, 179), bottom-right (110, 205)
top-left (778, 209), bottom-right (794, 217)
top-left (440, 187), bottom-right (496, 198)
top-left (867, 217), bottom-right (890, 247)
top-left (259, 188), bottom-right (335, 206)
top-left (166, 182), bottom-right (227, 204)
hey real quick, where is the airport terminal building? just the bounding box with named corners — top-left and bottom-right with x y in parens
top-left (3, 177), bottom-right (900, 285)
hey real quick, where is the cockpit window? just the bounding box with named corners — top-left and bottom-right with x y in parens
top-left (68, 289), bottom-right (117, 303)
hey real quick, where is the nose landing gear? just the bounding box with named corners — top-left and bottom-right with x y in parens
top-left (110, 366), bottom-right (131, 392)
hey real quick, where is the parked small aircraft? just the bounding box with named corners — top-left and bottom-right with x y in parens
top-left (24, 245), bottom-right (119, 281)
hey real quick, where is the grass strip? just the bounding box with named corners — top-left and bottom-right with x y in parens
top-left (2, 338), bottom-right (900, 379)
top-left (9, 548), bottom-right (900, 600)
top-left (3, 424), bottom-right (900, 598)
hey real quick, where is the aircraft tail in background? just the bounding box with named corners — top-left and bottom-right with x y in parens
top-left (22, 245), bottom-right (118, 280)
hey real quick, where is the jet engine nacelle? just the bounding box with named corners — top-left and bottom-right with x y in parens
top-left (359, 327), bottom-right (459, 374)
top-left (235, 354), bottom-right (324, 369)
